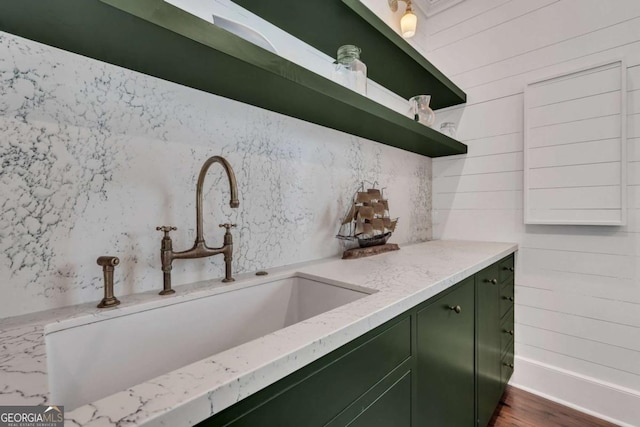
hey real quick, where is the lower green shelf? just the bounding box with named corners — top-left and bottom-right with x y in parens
top-left (0, 0), bottom-right (467, 158)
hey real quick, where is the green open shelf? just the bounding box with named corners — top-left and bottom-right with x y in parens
top-left (0, 0), bottom-right (467, 157)
top-left (232, 0), bottom-right (467, 109)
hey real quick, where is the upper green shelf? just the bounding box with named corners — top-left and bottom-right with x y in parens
top-left (0, 0), bottom-right (467, 157)
top-left (232, 0), bottom-right (467, 109)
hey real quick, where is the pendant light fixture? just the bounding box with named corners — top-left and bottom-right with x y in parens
top-left (388, 0), bottom-right (418, 38)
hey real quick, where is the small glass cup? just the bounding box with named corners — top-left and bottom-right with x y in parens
top-left (409, 95), bottom-right (435, 127)
top-left (440, 122), bottom-right (456, 138)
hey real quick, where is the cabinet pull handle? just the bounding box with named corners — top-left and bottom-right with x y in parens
top-left (506, 330), bottom-right (514, 335)
top-left (503, 296), bottom-right (514, 302)
top-left (504, 266), bottom-right (515, 272)
top-left (503, 362), bottom-right (514, 369)
top-left (486, 278), bottom-right (498, 285)
top-left (448, 305), bottom-right (462, 314)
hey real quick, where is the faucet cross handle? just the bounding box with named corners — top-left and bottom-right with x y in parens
top-left (156, 226), bottom-right (177, 237)
top-left (219, 223), bottom-right (237, 230)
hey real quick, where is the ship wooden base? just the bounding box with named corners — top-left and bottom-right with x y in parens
top-left (342, 243), bottom-right (400, 260)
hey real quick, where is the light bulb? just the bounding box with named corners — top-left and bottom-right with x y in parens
top-left (401, 9), bottom-right (417, 38)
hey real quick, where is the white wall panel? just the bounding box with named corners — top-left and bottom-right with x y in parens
top-left (528, 114), bottom-right (621, 148)
top-left (528, 139), bottom-right (620, 169)
top-left (429, 0), bottom-right (640, 422)
top-left (516, 286), bottom-right (640, 327)
top-left (427, 0), bottom-right (560, 52)
top-left (517, 305), bottom-right (640, 352)
top-left (524, 60), bottom-right (626, 225)
top-left (457, 18), bottom-right (640, 102)
top-left (435, 170), bottom-right (522, 193)
top-left (433, 151), bottom-right (523, 176)
top-left (424, 0), bottom-right (513, 37)
top-left (433, 189), bottom-right (522, 210)
top-left (436, 0), bottom-right (640, 76)
top-left (517, 324), bottom-right (640, 376)
top-left (527, 162), bottom-right (620, 189)
top-left (515, 343), bottom-right (640, 393)
top-left (526, 64), bottom-right (622, 108)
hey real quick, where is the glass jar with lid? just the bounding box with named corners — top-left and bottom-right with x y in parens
top-left (332, 45), bottom-right (367, 95)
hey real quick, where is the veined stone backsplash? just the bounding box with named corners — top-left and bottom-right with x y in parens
top-left (0, 32), bottom-right (432, 319)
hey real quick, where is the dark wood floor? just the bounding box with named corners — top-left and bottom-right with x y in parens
top-left (488, 386), bottom-right (618, 427)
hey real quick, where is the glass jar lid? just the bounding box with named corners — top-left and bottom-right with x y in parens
top-left (337, 45), bottom-right (362, 63)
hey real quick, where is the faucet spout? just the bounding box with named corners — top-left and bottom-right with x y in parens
top-left (156, 155), bottom-right (240, 295)
top-left (195, 156), bottom-right (239, 244)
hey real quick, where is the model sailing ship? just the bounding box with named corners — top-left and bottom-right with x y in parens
top-left (337, 184), bottom-right (400, 258)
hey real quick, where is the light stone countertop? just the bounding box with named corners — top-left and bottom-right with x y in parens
top-left (0, 240), bottom-right (517, 426)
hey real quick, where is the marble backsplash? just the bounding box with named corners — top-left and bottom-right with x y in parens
top-left (0, 32), bottom-right (432, 319)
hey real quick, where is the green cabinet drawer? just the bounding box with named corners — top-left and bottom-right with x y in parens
top-left (478, 262), bottom-right (501, 288)
top-left (499, 254), bottom-right (515, 283)
top-left (500, 279), bottom-right (514, 319)
top-left (340, 371), bottom-right (412, 427)
top-left (200, 316), bottom-right (411, 427)
top-left (500, 308), bottom-right (515, 356)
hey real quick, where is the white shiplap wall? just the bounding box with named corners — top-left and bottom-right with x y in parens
top-left (524, 60), bottom-right (627, 226)
top-left (426, 0), bottom-right (640, 425)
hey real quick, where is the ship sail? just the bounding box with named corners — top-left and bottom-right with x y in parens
top-left (359, 206), bottom-right (374, 220)
top-left (373, 202), bottom-right (385, 215)
top-left (355, 192), bottom-right (371, 204)
top-left (342, 204), bottom-right (356, 225)
top-left (370, 218), bottom-right (385, 233)
top-left (336, 183), bottom-right (399, 248)
top-left (366, 189), bottom-right (381, 199)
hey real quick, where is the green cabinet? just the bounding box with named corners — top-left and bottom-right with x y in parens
top-left (476, 263), bottom-right (503, 427)
top-left (197, 254), bottom-right (515, 427)
top-left (416, 276), bottom-right (475, 426)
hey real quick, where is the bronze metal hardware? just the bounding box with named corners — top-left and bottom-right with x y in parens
top-left (256, 271), bottom-right (268, 276)
top-left (503, 362), bottom-right (514, 369)
top-left (448, 305), bottom-right (462, 314)
top-left (504, 329), bottom-right (514, 335)
top-left (487, 278), bottom-right (498, 285)
top-left (503, 296), bottom-right (514, 302)
top-left (97, 256), bottom-right (120, 308)
top-left (503, 266), bottom-right (515, 272)
top-left (156, 156), bottom-right (239, 295)
top-left (509, 330), bottom-right (514, 335)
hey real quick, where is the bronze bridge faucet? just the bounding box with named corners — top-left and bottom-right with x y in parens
top-left (156, 155), bottom-right (239, 295)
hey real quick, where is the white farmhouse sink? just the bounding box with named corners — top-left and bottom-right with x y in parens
top-left (45, 275), bottom-right (372, 411)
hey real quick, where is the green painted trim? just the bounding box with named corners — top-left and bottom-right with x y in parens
top-left (0, 0), bottom-right (467, 157)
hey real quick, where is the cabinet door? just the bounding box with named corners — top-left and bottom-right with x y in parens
top-left (416, 276), bottom-right (475, 427)
top-left (476, 263), bottom-right (502, 427)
